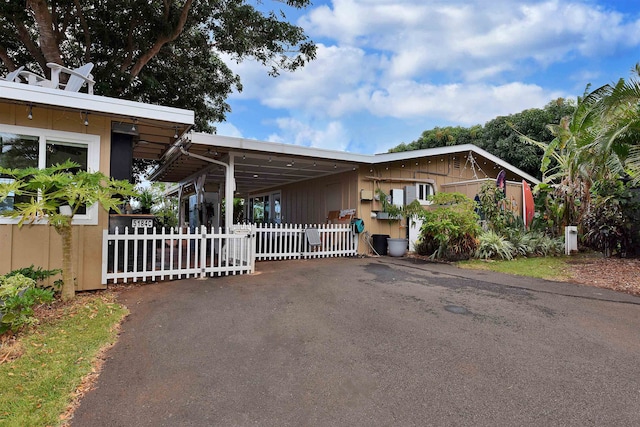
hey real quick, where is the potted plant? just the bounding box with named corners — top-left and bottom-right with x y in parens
top-left (137, 189), bottom-right (155, 214)
top-left (375, 189), bottom-right (424, 256)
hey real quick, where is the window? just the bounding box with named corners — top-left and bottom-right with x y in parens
top-left (416, 183), bottom-right (435, 204)
top-left (0, 125), bottom-right (100, 225)
top-left (249, 191), bottom-right (282, 224)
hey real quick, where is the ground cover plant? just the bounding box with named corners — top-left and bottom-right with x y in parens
top-left (0, 265), bottom-right (63, 335)
top-left (458, 256), bottom-right (572, 281)
top-left (0, 292), bottom-right (128, 426)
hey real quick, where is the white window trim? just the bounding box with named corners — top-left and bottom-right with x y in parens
top-left (0, 124), bottom-right (101, 226)
top-left (416, 182), bottom-right (435, 205)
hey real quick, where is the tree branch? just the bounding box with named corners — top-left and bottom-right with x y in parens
top-left (12, 17), bottom-right (49, 72)
top-left (26, 0), bottom-right (64, 69)
top-left (0, 46), bottom-right (17, 71)
top-left (129, 0), bottom-right (193, 78)
top-left (120, 18), bottom-right (137, 72)
top-left (73, 0), bottom-right (92, 62)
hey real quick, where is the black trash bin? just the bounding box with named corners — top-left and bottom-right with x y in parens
top-left (372, 234), bottom-right (390, 255)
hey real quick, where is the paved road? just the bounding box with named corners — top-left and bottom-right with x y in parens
top-left (72, 257), bottom-right (640, 426)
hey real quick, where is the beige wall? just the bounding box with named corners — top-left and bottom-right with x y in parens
top-left (356, 153), bottom-right (495, 239)
top-left (357, 155), bottom-right (526, 250)
top-left (252, 170), bottom-right (359, 225)
top-left (441, 179), bottom-right (523, 214)
top-left (250, 153), bottom-right (527, 254)
top-left (0, 101), bottom-right (111, 291)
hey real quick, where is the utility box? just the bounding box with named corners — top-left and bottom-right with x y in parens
top-left (391, 188), bottom-right (404, 207)
top-left (360, 189), bottom-right (374, 201)
top-left (405, 185), bottom-right (417, 205)
top-left (565, 226), bottom-right (578, 255)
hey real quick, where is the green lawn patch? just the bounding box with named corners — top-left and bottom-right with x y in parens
top-left (457, 256), bottom-right (572, 281)
top-left (0, 292), bottom-right (128, 426)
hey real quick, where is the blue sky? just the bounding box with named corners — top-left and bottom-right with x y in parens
top-left (215, 0), bottom-right (640, 155)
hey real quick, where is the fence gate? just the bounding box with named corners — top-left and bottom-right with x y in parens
top-left (101, 226), bottom-right (255, 284)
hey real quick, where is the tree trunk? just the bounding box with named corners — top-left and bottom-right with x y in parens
top-left (57, 224), bottom-right (75, 301)
top-left (27, 0), bottom-right (64, 68)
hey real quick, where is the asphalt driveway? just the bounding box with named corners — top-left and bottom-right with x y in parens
top-left (72, 257), bottom-right (640, 426)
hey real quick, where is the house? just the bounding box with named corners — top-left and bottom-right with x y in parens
top-left (153, 133), bottom-right (539, 246)
top-left (0, 78), bottom-right (194, 291)
top-left (1, 76), bottom-right (538, 291)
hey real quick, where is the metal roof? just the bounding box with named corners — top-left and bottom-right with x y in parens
top-left (150, 134), bottom-right (540, 195)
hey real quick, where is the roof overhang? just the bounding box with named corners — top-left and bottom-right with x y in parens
top-left (149, 134), bottom-right (540, 195)
top-left (150, 133), bottom-right (363, 194)
top-left (0, 80), bottom-right (194, 162)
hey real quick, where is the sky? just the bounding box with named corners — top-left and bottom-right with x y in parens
top-left (215, 0), bottom-right (640, 155)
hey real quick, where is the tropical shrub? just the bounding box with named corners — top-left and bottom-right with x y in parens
top-left (0, 273), bottom-right (54, 335)
top-left (504, 229), bottom-right (529, 257)
top-left (415, 192), bottom-right (481, 260)
top-left (583, 180), bottom-right (640, 257)
top-left (477, 181), bottom-right (522, 234)
top-left (521, 231), bottom-right (564, 256)
top-left (476, 230), bottom-right (515, 260)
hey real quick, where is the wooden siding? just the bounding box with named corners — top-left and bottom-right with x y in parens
top-left (255, 170), bottom-right (359, 225)
top-left (357, 155), bottom-right (527, 243)
top-left (0, 101), bottom-right (111, 291)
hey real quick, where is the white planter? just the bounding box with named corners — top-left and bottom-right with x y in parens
top-left (387, 238), bottom-right (408, 257)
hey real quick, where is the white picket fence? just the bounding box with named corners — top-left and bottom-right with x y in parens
top-left (101, 223), bottom-right (358, 284)
top-left (254, 223), bottom-right (358, 261)
top-left (101, 226), bottom-right (255, 284)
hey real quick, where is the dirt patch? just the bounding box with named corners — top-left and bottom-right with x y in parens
top-left (565, 255), bottom-right (640, 297)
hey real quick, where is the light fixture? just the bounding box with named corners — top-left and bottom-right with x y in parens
top-left (334, 164), bottom-right (338, 169)
top-left (131, 119), bottom-right (137, 132)
top-left (253, 174), bottom-right (259, 178)
top-left (83, 111), bottom-right (89, 126)
top-left (174, 127), bottom-right (179, 138)
top-left (27, 105), bottom-right (33, 120)
top-left (313, 162), bottom-right (316, 167)
top-left (268, 157), bottom-right (272, 162)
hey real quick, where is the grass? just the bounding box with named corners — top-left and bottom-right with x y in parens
top-left (0, 292), bottom-right (128, 427)
top-left (457, 256), bottom-right (573, 281)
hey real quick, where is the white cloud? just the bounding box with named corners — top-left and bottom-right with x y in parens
top-left (302, 0), bottom-right (640, 80)
top-left (368, 80), bottom-right (564, 124)
top-left (268, 118), bottom-right (351, 151)
top-left (214, 122), bottom-right (243, 138)
top-left (217, 0), bottom-right (639, 154)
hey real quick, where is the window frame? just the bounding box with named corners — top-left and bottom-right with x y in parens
top-left (248, 190), bottom-right (282, 224)
top-left (0, 124), bottom-right (101, 225)
top-left (416, 182), bottom-right (435, 205)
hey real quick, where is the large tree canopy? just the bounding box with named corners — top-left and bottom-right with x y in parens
top-left (0, 0), bottom-right (316, 130)
top-left (389, 99), bottom-right (576, 179)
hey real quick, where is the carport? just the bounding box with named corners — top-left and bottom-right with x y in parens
top-left (146, 132), bottom-right (364, 230)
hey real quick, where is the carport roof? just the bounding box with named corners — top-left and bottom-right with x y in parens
top-left (149, 133), bottom-right (540, 195)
